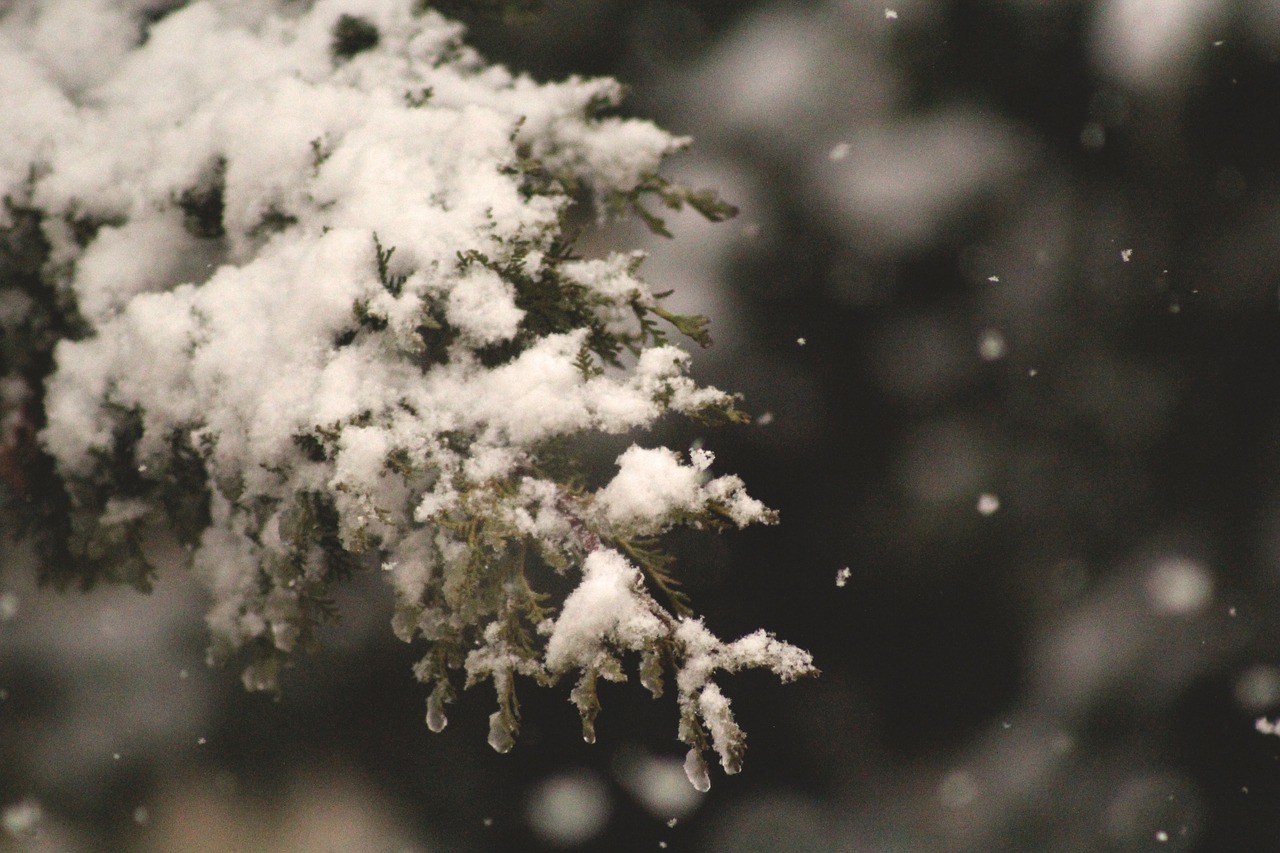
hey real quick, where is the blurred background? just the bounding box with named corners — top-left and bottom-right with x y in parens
top-left (8, 0), bottom-right (1280, 850)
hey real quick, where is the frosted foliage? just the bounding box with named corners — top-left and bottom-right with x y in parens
top-left (446, 266), bottom-right (523, 345)
top-left (7, 0), bottom-right (812, 785)
top-left (546, 549), bottom-right (665, 671)
top-left (593, 445), bottom-right (771, 534)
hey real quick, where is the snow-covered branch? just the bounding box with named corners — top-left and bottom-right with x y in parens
top-left (0, 0), bottom-right (813, 787)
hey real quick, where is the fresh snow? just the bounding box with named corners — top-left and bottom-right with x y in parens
top-left (6, 0), bottom-right (813, 788)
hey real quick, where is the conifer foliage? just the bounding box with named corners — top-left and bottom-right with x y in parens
top-left (0, 0), bottom-right (813, 788)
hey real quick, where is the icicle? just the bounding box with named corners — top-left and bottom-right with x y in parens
top-left (426, 692), bottom-right (448, 733)
top-left (639, 648), bottom-right (664, 698)
top-left (571, 669), bottom-right (601, 744)
top-left (683, 748), bottom-right (711, 792)
top-left (488, 710), bottom-right (515, 754)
